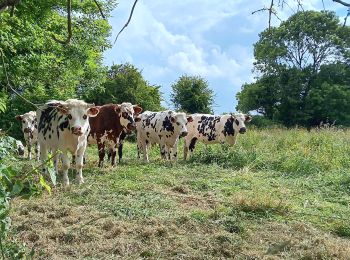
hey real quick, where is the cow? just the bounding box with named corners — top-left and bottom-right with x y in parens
top-left (88, 103), bottom-right (142, 167)
top-left (136, 110), bottom-right (193, 162)
top-left (183, 113), bottom-right (252, 160)
top-left (37, 99), bottom-right (100, 186)
top-left (15, 111), bottom-right (39, 160)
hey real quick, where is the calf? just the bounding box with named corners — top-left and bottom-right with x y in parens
top-left (37, 99), bottom-right (99, 186)
top-left (136, 111), bottom-right (193, 162)
top-left (15, 111), bottom-right (39, 160)
top-left (183, 113), bottom-right (252, 160)
top-left (88, 103), bottom-right (142, 167)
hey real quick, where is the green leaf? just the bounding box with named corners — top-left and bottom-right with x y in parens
top-left (48, 167), bottom-right (56, 186)
top-left (10, 181), bottom-right (24, 196)
top-left (39, 175), bottom-right (51, 195)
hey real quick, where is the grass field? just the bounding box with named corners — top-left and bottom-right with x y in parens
top-left (6, 128), bottom-right (350, 259)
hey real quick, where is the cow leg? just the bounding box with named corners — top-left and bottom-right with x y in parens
top-left (61, 152), bottom-right (70, 187)
top-left (110, 145), bottom-right (117, 167)
top-left (35, 142), bottom-right (40, 161)
top-left (142, 140), bottom-right (149, 162)
top-left (118, 131), bottom-right (126, 163)
top-left (75, 146), bottom-right (86, 185)
top-left (160, 144), bottom-right (166, 159)
top-left (171, 141), bottom-right (178, 161)
top-left (52, 149), bottom-right (59, 175)
top-left (118, 143), bottom-right (123, 163)
top-left (187, 137), bottom-right (197, 159)
top-left (40, 144), bottom-right (48, 175)
top-left (107, 149), bottom-right (111, 162)
top-left (27, 143), bottom-right (32, 160)
top-left (97, 140), bottom-right (105, 167)
top-left (184, 139), bottom-right (189, 160)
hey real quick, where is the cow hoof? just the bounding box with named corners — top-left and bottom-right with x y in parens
top-left (77, 178), bottom-right (84, 185)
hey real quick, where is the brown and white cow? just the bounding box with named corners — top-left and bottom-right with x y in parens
top-left (37, 99), bottom-right (99, 186)
top-left (183, 113), bottom-right (252, 160)
top-left (88, 103), bottom-right (142, 167)
top-left (15, 111), bottom-right (39, 160)
top-left (136, 110), bottom-right (193, 162)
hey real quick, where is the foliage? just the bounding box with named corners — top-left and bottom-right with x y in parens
top-left (0, 0), bottom-right (117, 139)
top-left (237, 11), bottom-right (350, 127)
top-left (0, 134), bottom-right (53, 258)
top-left (171, 75), bottom-right (214, 114)
top-left (85, 63), bottom-right (163, 111)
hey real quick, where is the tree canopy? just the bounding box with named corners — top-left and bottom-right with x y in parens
top-left (237, 11), bottom-right (350, 127)
top-left (85, 63), bottom-right (163, 111)
top-left (170, 75), bottom-right (214, 114)
top-left (0, 0), bottom-right (117, 138)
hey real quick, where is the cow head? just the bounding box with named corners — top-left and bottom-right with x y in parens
top-left (57, 99), bottom-right (100, 136)
top-left (170, 112), bottom-right (192, 137)
top-left (15, 111), bottom-right (37, 136)
top-left (115, 103), bottom-right (143, 131)
top-left (231, 113), bottom-right (252, 134)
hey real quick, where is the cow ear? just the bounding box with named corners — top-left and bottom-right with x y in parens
top-left (245, 115), bottom-right (252, 122)
top-left (15, 115), bottom-right (23, 121)
top-left (114, 105), bottom-right (121, 114)
top-left (87, 107), bottom-right (100, 117)
top-left (133, 105), bottom-right (142, 115)
top-left (170, 116), bottom-right (176, 123)
top-left (187, 116), bottom-right (193, 122)
top-left (57, 105), bottom-right (69, 114)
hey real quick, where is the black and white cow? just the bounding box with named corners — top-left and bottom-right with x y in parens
top-left (183, 113), bottom-right (252, 160)
top-left (15, 111), bottom-right (39, 160)
top-left (136, 111), bottom-right (193, 162)
top-left (37, 99), bottom-right (99, 186)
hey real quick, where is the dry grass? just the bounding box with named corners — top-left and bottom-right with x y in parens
top-left (7, 129), bottom-right (350, 259)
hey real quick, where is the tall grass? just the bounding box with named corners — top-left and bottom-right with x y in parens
top-left (190, 128), bottom-right (350, 175)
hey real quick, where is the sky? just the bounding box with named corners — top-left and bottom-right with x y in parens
top-left (103, 0), bottom-right (347, 114)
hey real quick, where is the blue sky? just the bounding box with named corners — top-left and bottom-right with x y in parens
top-left (103, 0), bottom-right (347, 113)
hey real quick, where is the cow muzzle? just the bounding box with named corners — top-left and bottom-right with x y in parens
top-left (180, 131), bottom-right (188, 137)
top-left (127, 123), bottom-right (136, 131)
top-left (239, 127), bottom-right (246, 134)
top-left (71, 127), bottom-right (83, 136)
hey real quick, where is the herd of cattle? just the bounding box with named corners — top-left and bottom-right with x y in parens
top-left (15, 99), bottom-right (252, 186)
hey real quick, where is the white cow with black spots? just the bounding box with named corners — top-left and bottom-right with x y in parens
top-left (183, 113), bottom-right (252, 160)
top-left (37, 99), bottom-right (100, 186)
top-left (136, 111), bottom-right (193, 162)
top-left (15, 111), bottom-right (39, 160)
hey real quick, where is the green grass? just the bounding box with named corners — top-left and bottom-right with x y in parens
top-left (7, 128), bottom-right (350, 259)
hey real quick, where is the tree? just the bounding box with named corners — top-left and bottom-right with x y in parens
top-left (254, 11), bottom-right (348, 74)
top-left (0, 0), bottom-right (116, 139)
top-left (85, 63), bottom-right (163, 111)
top-left (237, 11), bottom-right (350, 127)
top-left (170, 75), bottom-right (214, 114)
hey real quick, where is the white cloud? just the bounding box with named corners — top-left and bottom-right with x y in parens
top-left (104, 0), bottom-right (345, 113)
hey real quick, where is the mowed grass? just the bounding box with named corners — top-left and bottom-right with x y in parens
top-left (7, 128), bottom-right (350, 259)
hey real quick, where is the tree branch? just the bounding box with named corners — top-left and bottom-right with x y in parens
top-left (333, 0), bottom-right (350, 7)
top-left (343, 9), bottom-right (350, 26)
top-left (0, 49), bottom-right (38, 109)
top-left (114, 0), bottom-right (138, 45)
top-left (52, 0), bottom-right (72, 45)
top-left (93, 0), bottom-right (106, 19)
